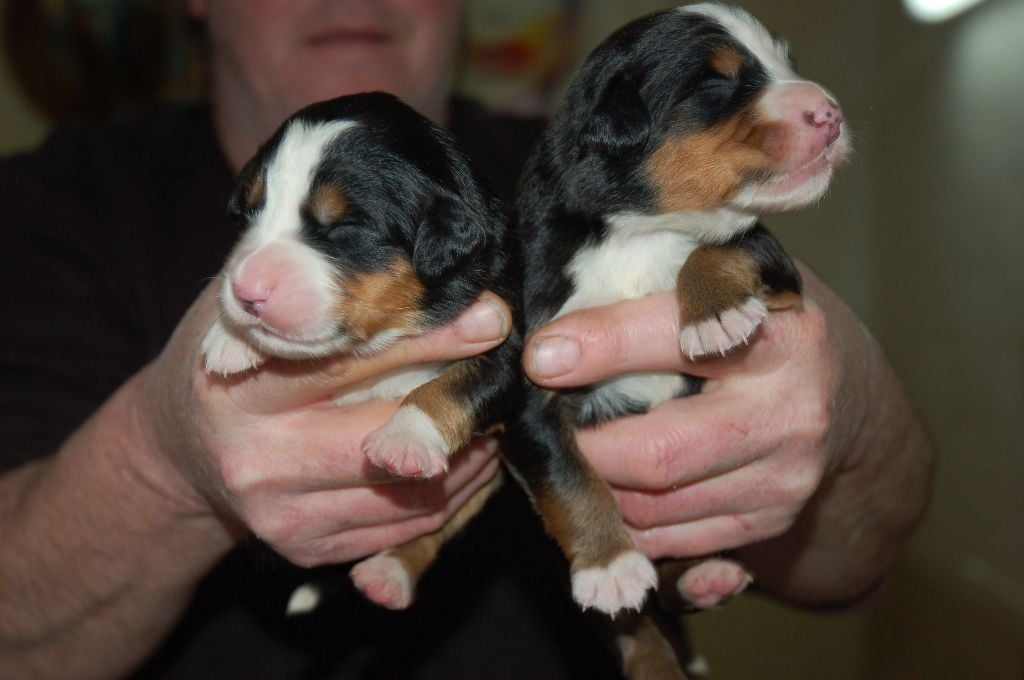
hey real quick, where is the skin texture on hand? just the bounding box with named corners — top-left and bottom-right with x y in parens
top-left (522, 265), bottom-right (934, 605)
top-left (0, 282), bottom-right (511, 679)
top-left (142, 280), bottom-right (511, 566)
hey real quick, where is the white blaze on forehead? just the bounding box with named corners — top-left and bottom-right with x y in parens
top-left (679, 3), bottom-right (797, 83)
top-left (248, 118), bottom-right (358, 246)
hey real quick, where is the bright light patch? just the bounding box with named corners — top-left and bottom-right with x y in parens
top-left (904, 0), bottom-right (991, 23)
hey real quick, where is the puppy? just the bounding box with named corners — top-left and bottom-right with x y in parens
top-left (503, 3), bottom-right (849, 676)
top-left (201, 92), bottom-right (520, 610)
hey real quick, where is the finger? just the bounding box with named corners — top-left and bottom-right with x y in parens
top-left (220, 400), bottom-right (399, 491)
top-left (523, 292), bottom-right (803, 388)
top-left (242, 404), bottom-right (499, 492)
top-left (610, 458), bottom-right (781, 531)
top-left (222, 291), bottom-right (512, 413)
top-left (524, 293), bottom-right (686, 386)
top-left (299, 450), bottom-right (502, 564)
top-left (302, 437), bottom-right (501, 535)
top-left (627, 508), bottom-right (791, 560)
top-left (575, 388), bottom-right (782, 491)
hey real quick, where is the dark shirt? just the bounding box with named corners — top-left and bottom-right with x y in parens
top-left (0, 100), bottom-right (622, 679)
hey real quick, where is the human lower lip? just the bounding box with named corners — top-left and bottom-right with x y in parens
top-left (308, 29), bottom-right (390, 47)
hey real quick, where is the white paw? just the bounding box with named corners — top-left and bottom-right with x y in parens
top-left (677, 558), bottom-right (752, 609)
top-left (679, 297), bottom-right (768, 359)
top-left (201, 319), bottom-right (266, 375)
top-left (362, 405), bottom-right (451, 479)
top-left (571, 551), bottom-right (657, 616)
top-left (350, 552), bottom-right (414, 610)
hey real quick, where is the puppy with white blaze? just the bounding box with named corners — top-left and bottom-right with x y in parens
top-left (202, 92), bottom-right (521, 612)
top-left (503, 4), bottom-right (849, 678)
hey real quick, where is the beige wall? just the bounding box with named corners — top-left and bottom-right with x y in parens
top-left (2, 0), bottom-right (1021, 675)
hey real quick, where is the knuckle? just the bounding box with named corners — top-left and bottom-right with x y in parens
top-left (774, 458), bottom-right (823, 511)
top-left (617, 492), bottom-right (663, 530)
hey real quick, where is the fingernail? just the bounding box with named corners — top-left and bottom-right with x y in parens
top-left (532, 336), bottom-right (580, 378)
top-left (456, 299), bottom-right (507, 343)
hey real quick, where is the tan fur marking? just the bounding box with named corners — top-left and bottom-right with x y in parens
top-left (386, 474), bottom-right (503, 583)
top-left (765, 289), bottom-right (803, 312)
top-left (534, 412), bottom-right (635, 568)
top-left (615, 612), bottom-right (689, 680)
top-left (677, 245), bottom-right (764, 324)
top-left (335, 257), bottom-right (424, 340)
top-left (709, 45), bottom-right (743, 80)
top-left (402, 360), bottom-right (479, 451)
top-left (245, 170), bottom-right (265, 210)
top-left (310, 183), bottom-right (349, 226)
top-left (647, 116), bottom-right (784, 214)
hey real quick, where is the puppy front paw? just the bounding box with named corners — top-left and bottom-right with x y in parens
top-left (201, 319), bottom-right (267, 375)
top-left (679, 297), bottom-right (767, 360)
top-left (362, 406), bottom-right (451, 479)
top-left (571, 550), bottom-right (658, 616)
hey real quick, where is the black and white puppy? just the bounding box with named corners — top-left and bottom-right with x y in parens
top-left (504, 3), bottom-right (849, 671)
top-left (202, 92), bottom-right (520, 609)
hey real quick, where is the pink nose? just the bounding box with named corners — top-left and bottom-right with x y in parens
top-left (232, 280), bottom-right (272, 317)
top-left (228, 243), bottom-right (323, 335)
top-left (804, 100), bottom-right (843, 146)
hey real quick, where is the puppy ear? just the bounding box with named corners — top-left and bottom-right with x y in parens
top-left (227, 156), bottom-right (267, 222)
top-left (580, 71), bottom-right (651, 155)
top-left (412, 196), bottom-right (488, 284)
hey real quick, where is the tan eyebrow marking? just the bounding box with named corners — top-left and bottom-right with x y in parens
top-left (709, 45), bottom-right (743, 80)
top-left (310, 183), bottom-right (349, 225)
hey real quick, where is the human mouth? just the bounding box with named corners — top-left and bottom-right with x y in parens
top-left (307, 27), bottom-right (390, 48)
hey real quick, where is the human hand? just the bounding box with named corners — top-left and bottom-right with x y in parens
top-left (522, 265), bottom-right (872, 560)
top-left (134, 280), bottom-right (511, 566)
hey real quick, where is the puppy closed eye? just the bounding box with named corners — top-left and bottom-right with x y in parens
top-left (323, 218), bottom-right (362, 242)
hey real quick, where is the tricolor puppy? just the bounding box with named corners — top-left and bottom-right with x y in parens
top-left (201, 92), bottom-right (520, 609)
top-left (504, 4), bottom-right (849, 676)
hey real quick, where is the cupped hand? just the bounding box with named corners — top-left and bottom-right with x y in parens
top-left (136, 280), bottom-right (511, 566)
top-left (522, 265), bottom-right (872, 560)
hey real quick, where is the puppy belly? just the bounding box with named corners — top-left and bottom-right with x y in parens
top-left (576, 372), bottom-right (695, 426)
top-left (333, 363), bottom-right (446, 405)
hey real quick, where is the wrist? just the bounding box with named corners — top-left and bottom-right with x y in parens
top-left (82, 371), bottom-right (239, 558)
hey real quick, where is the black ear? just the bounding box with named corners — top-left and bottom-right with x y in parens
top-left (412, 195), bottom-right (487, 284)
top-left (580, 71), bottom-right (651, 155)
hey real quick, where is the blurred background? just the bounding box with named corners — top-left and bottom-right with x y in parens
top-left (1, 0), bottom-right (1021, 676)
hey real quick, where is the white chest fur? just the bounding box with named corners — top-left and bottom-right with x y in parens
top-left (554, 225), bottom-right (699, 419)
top-left (550, 208), bottom-right (756, 420)
top-left (333, 363), bottom-right (446, 406)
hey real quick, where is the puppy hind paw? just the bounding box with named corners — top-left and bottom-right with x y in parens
top-left (350, 552), bottom-right (415, 610)
top-left (571, 551), bottom-right (658, 616)
top-left (362, 406), bottom-right (451, 479)
top-left (679, 297), bottom-right (767, 359)
top-left (201, 319), bottom-right (266, 375)
top-left (676, 558), bottom-right (752, 610)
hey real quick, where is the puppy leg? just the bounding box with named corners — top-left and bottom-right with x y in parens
top-left (363, 339), bottom-right (519, 479)
top-left (504, 388), bottom-right (657, 616)
top-left (614, 609), bottom-right (691, 680)
top-left (677, 225), bottom-right (802, 360)
top-left (350, 473), bottom-right (503, 609)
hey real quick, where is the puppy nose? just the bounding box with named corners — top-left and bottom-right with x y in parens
top-left (804, 100), bottom-right (843, 145)
top-left (232, 281), bottom-right (271, 317)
